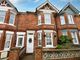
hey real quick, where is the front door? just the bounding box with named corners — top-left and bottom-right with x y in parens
top-left (27, 31), bottom-right (35, 53)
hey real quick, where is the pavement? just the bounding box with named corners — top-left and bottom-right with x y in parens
top-left (20, 53), bottom-right (34, 60)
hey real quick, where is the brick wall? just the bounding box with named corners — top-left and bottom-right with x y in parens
top-left (35, 48), bottom-right (80, 60)
top-left (16, 11), bottom-right (58, 47)
top-left (0, 9), bottom-right (17, 50)
top-left (35, 47), bottom-right (42, 60)
top-left (0, 3), bottom-right (80, 52)
top-left (8, 47), bottom-right (20, 60)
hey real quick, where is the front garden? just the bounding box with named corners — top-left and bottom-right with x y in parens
top-left (35, 35), bottom-right (80, 60)
top-left (57, 35), bottom-right (80, 49)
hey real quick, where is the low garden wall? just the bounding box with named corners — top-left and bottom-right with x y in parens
top-left (8, 47), bottom-right (20, 60)
top-left (0, 47), bottom-right (26, 60)
top-left (0, 50), bottom-right (9, 60)
top-left (35, 47), bottom-right (80, 60)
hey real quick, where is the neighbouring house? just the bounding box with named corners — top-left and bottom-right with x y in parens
top-left (0, 0), bottom-right (80, 60)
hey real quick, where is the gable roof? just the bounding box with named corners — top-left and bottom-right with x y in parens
top-left (0, 0), bottom-right (18, 12)
top-left (36, 0), bottom-right (59, 13)
top-left (59, 2), bottom-right (79, 14)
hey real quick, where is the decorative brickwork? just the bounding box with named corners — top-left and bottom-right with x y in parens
top-left (35, 48), bottom-right (80, 60)
top-left (43, 48), bottom-right (80, 60)
top-left (35, 47), bottom-right (42, 60)
top-left (8, 47), bottom-right (20, 60)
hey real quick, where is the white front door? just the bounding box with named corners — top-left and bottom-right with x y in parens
top-left (27, 31), bottom-right (35, 53)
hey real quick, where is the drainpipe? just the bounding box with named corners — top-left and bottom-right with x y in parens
top-left (16, 13), bottom-right (19, 47)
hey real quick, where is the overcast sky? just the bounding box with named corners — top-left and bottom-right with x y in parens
top-left (9, 0), bottom-right (80, 12)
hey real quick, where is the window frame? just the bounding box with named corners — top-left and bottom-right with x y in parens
top-left (38, 14), bottom-right (41, 25)
top-left (0, 10), bottom-right (6, 24)
top-left (68, 15), bottom-right (74, 24)
top-left (37, 30), bottom-right (42, 46)
top-left (16, 32), bottom-right (25, 48)
top-left (44, 30), bottom-right (53, 48)
top-left (60, 15), bottom-right (65, 25)
top-left (44, 13), bottom-right (51, 24)
top-left (9, 11), bottom-right (16, 25)
top-left (4, 31), bottom-right (14, 50)
top-left (70, 30), bottom-right (79, 44)
top-left (0, 30), bottom-right (3, 39)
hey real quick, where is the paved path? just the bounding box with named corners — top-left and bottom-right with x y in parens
top-left (20, 54), bottom-right (34, 60)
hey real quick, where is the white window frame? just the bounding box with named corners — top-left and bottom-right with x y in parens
top-left (44, 13), bottom-right (51, 24)
top-left (16, 32), bottom-right (25, 48)
top-left (0, 30), bottom-right (3, 38)
top-left (68, 15), bottom-right (74, 24)
top-left (70, 30), bottom-right (79, 44)
top-left (0, 10), bottom-right (6, 24)
top-left (4, 31), bottom-right (14, 50)
top-left (44, 30), bottom-right (53, 48)
top-left (37, 30), bottom-right (42, 46)
top-left (62, 30), bottom-right (67, 36)
top-left (60, 15), bottom-right (65, 25)
top-left (9, 11), bottom-right (16, 25)
top-left (79, 31), bottom-right (80, 37)
top-left (38, 15), bottom-right (41, 25)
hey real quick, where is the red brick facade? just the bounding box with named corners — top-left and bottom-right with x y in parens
top-left (0, 0), bottom-right (80, 54)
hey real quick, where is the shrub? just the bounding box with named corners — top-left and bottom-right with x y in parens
top-left (58, 35), bottom-right (71, 45)
top-left (57, 35), bottom-right (72, 49)
top-left (57, 44), bottom-right (62, 49)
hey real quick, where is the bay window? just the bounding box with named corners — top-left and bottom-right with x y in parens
top-left (44, 30), bottom-right (53, 47)
top-left (68, 15), bottom-right (74, 24)
top-left (44, 13), bottom-right (51, 24)
top-left (9, 12), bottom-right (15, 25)
top-left (38, 15), bottom-right (41, 25)
top-left (45, 33), bottom-right (52, 45)
top-left (38, 32), bottom-right (42, 46)
top-left (0, 10), bottom-right (6, 23)
top-left (60, 15), bottom-right (65, 25)
top-left (16, 32), bottom-right (25, 47)
top-left (70, 30), bottom-right (79, 44)
top-left (4, 31), bottom-right (14, 50)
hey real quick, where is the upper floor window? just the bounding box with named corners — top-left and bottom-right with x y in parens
top-left (0, 10), bottom-right (6, 23)
top-left (68, 15), bottom-right (74, 24)
top-left (60, 15), bottom-right (65, 25)
top-left (44, 13), bottom-right (51, 24)
top-left (38, 15), bottom-right (41, 25)
top-left (9, 12), bottom-right (15, 25)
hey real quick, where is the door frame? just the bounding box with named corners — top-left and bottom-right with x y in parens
top-left (26, 30), bottom-right (35, 53)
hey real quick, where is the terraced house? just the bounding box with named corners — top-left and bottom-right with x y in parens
top-left (0, 0), bottom-right (80, 60)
